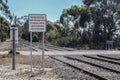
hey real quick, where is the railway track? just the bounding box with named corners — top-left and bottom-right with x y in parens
top-left (49, 56), bottom-right (109, 80)
top-left (19, 41), bottom-right (75, 51)
top-left (83, 55), bottom-right (120, 65)
top-left (65, 56), bottom-right (120, 73)
top-left (97, 55), bottom-right (120, 60)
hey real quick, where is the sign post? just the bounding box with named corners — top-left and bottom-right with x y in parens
top-left (42, 32), bottom-right (45, 69)
top-left (29, 14), bottom-right (46, 71)
top-left (30, 32), bottom-right (33, 71)
top-left (12, 27), bottom-right (15, 70)
top-left (10, 16), bottom-right (18, 70)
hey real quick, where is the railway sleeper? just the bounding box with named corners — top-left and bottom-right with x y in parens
top-left (83, 55), bottom-right (120, 65)
top-left (64, 56), bottom-right (120, 74)
top-left (49, 56), bottom-right (107, 80)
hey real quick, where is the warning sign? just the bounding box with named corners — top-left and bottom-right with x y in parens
top-left (29, 14), bottom-right (46, 32)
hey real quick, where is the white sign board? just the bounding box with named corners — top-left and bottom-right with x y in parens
top-left (10, 27), bottom-right (18, 42)
top-left (29, 14), bottom-right (46, 32)
top-left (106, 40), bottom-right (113, 44)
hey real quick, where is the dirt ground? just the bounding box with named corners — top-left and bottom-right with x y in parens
top-left (0, 54), bottom-right (58, 80)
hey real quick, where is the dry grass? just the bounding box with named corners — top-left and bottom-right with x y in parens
top-left (0, 54), bottom-right (49, 67)
top-left (0, 53), bottom-right (58, 80)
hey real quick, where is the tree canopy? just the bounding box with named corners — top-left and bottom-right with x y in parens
top-left (0, 0), bottom-right (12, 42)
top-left (11, 0), bottom-right (120, 49)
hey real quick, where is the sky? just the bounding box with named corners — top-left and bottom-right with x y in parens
top-left (8, 0), bottom-right (83, 22)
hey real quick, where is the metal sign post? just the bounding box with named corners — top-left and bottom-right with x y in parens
top-left (28, 14), bottom-right (46, 71)
top-left (42, 32), bottom-right (45, 69)
top-left (11, 16), bottom-right (17, 70)
top-left (12, 27), bottom-right (16, 70)
top-left (30, 32), bottom-right (33, 72)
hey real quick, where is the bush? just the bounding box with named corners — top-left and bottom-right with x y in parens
top-left (33, 34), bottom-right (39, 42)
top-left (0, 32), bottom-right (7, 42)
top-left (8, 50), bottom-right (20, 54)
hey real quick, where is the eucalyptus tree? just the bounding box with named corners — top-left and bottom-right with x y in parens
top-left (0, 0), bottom-right (12, 42)
top-left (82, 0), bottom-right (120, 49)
top-left (0, 16), bottom-right (10, 41)
top-left (0, 0), bottom-right (12, 21)
top-left (60, 5), bottom-right (92, 47)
